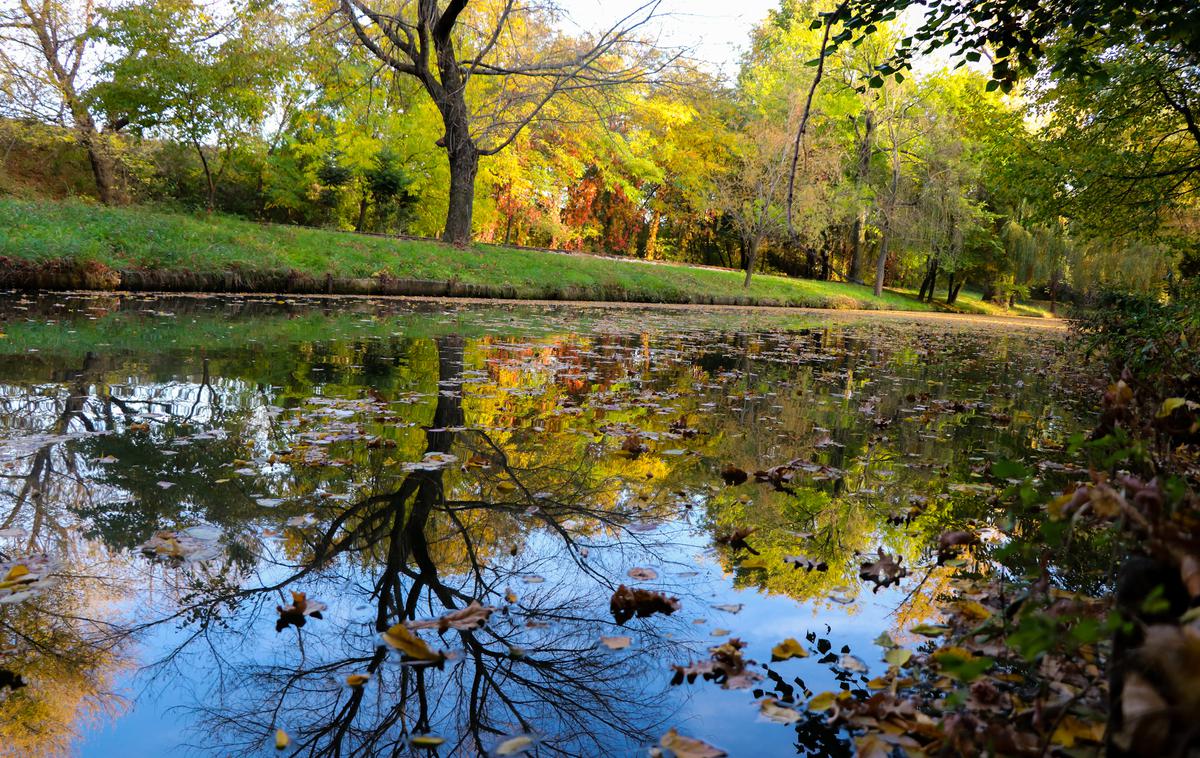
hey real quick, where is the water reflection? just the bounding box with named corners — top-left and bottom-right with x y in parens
top-left (0, 295), bottom-right (1082, 756)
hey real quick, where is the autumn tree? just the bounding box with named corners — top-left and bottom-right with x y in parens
top-left (334, 0), bottom-right (674, 244)
top-left (0, 0), bottom-right (125, 202)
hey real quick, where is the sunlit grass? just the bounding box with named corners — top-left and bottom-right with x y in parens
top-left (0, 198), bottom-right (1047, 317)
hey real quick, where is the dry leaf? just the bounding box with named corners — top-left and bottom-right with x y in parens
top-left (771, 638), bottom-right (808, 661)
top-left (407, 600), bottom-right (495, 632)
top-left (610, 584), bottom-right (680, 625)
top-left (659, 728), bottom-right (726, 758)
top-left (381, 623), bottom-right (444, 662)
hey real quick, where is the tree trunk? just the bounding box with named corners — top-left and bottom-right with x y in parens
top-left (848, 109), bottom-right (873, 284)
top-left (356, 187), bottom-right (370, 232)
top-left (644, 209), bottom-right (661, 260)
top-left (81, 128), bottom-right (121, 205)
top-left (849, 208), bottom-right (866, 283)
top-left (743, 236), bottom-right (760, 288)
top-left (918, 256), bottom-right (934, 301)
top-left (925, 257), bottom-right (939, 302)
top-left (193, 139), bottom-right (215, 212)
top-left (873, 226), bottom-right (890, 297)
top-left (946, 272), bottom-right (957, 304)
top-left (948, 280), bottom-right (963, 304)
top-left (443, 143), bottom-right (478, 245)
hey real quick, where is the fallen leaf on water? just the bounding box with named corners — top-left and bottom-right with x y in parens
top-left (719, 464), bottom-right (748, 486)
top-left (771, 638), bottom-right (809, 661)
top-left (504, 587), bottom-right (518, 604)
top-left (407, 601), bottom-right (495, 632)
top-left (522, 575), bottom-right (544, 584)
top-left (659, 727), bottom-right (726, 757)
top-left (839, 654), bottom-right (868, 673)
top-left (671, 638), bottom-right (761, 689)
top-left (345, 674), bottom-right (370, 687)
top-left (807, 691), bottom-right (837, 711)
top-left (275, 729), bottom-right (289, 750)
top-left (759, 698), bottom-right (802, 724)
top-left (711, 603), bottom-right (743, 614)
top-left (276, 591), bottom-right (327, 632)
top-left (610, 584), bottom-right (680, 625)
top-left (410, 734), bottom-right (446, 748)
top-left (858, 548), bottom-right (909, 591)
top-left (494, 733), bottom-right (536, 755)
top-left (884, 648), bottom-right (912, 667)
top-left (381, 623), bottom-right (444, 663)
top-left (627, 567), bottom-right (658, 581)
top-left (856, 734), bottom-right (891, 758)
top-left (600, 635), bottom-right (631, 650)
top-left (711, 628), bottom-right (730, 636)
top-left (910, 623), bottom-right (950, 637)
top-left (715, 527), bottom-right (758, 554)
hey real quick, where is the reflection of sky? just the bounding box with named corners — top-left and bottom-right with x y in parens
top-left (0, 297), bottom-right (1082, 756)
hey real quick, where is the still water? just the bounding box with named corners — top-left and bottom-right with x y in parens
top-left (0, 294), bottom-right (1083, 757)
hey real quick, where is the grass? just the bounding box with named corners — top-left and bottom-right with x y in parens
top-left (0, 198), bottom-right (1049, 317)
top-left (894, 286), bottom-right (1059, 319)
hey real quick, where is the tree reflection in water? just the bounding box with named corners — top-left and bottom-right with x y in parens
top-left (120, 336), bottom-right (691, 756)
top-left (0, 296), bottom-right (1085, 756)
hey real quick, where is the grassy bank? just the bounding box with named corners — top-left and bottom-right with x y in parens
top-left (0, 199), bottom-right (1037, 314)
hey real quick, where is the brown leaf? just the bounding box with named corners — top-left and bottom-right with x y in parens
top-left (859, 549), bottom-right (909, 591)
top-left (381, 623), bottom-right (445, 663)
top-left (715, 527), bottom-right (757, 554)
top-left (609, 584), bottom-right (680, 625)
top-left (276, 591), bottom-right (327, 632)
top-left (406, 600), bottom-right (495, 632)
top-left (671, 638), bottom-right (761, 690)
top-left (659, 728), bottom-right (726, 758)
top-left (719, 464), bottom-right (748, 486)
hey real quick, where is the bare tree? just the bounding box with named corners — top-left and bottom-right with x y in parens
top-left (335, 0), bottom-right (675, 244)
top-left (0, 0), bottom-right (126, 203)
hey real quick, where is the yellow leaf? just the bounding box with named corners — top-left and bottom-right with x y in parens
top-left (381, 624), bottom-right (443, 662)
top-left (884, 647), bottom-right (912, 667)
top-left (1052, 715), bottom-right (1105, 747)
top-left (345, 674), bottom-right (370, 687)
top-left (3, 565), bottom-right (29, 582)
top-left (807, 691), bottom-right (837, 711)
top-left (866, 677), bottom-right (890, 690)
top-left (953, 600), bottom-right (993, 621)
top-left (410, 735), bottom-right (445, 747)
top-left (496, 734), bottom-right (535, 755)
top-left (771, 637), bottom-right (809, 661)
top-left (659, 728), bottom-right (726, 757)
top-left (759, 698), bottom-right (802, 724)
top-left (1157, 397), bottom-right (1190, 418)
top-left (275, 729), bottom-right (289, 750)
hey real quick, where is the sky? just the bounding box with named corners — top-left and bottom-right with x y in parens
top-left (558, 0), bottom-right (782, 78)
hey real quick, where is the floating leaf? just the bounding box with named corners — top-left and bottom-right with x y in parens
top-left (771, 638), bottom-right (809, 661)
top-left (381, 623), bottom-right (444, 662)
top-left (600, 635), bottom-right (631, 650)
top-left (495, 733), bottom-right (536, 755)
top-left (410, 734), bottom-right (446, 748)
top-left (910, 623), bottom-right (950, 637)
top-left (659, 728), bottom-right (726, 757)
top-left (884, 648), bottom-right (912, 667)
top-left (610, 584), bottom-right (680, 625)
top-left (759, 698), bottom-right (802, 724)
top-left (275, 729), bottom-right (289, 750)
top-left (720, 465), bottom-right (748, 486)
top-left (345, 674), bottom-right (370, 687)
top-left (627, 567), bottom-right (658, 581)
top-left (807, 691), bottom-right (837, 711)
top-left (276, 591), bottom-right (327, 632)
top-left (711, 603), bottom-right (743, 614)
top-left (407, 601), bottom-right (495, 632)
top-left (839, 654), bottom-right (868, 673)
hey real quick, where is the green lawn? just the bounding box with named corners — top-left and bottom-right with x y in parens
top-left (0, 199), bottom-right (1040, 316)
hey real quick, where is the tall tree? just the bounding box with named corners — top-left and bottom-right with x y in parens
top-left (0, 0), bottom-right (125, 203)
top-left (336, 0), bottom-right (673, 244)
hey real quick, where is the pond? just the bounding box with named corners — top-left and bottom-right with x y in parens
top-left (0, 294), bottom-right (1086, 757)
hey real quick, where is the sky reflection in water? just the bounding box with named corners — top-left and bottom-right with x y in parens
top-left (0, 295), bottom-right (1083, 757)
